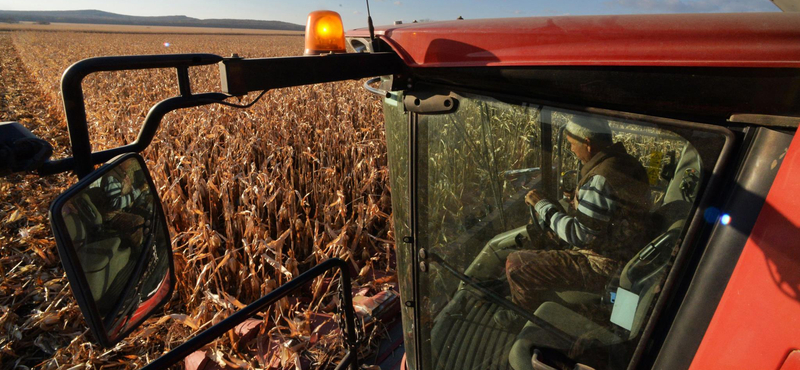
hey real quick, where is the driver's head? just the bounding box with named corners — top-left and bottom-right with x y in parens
top-left (565, 115), bottom-right (613, 163)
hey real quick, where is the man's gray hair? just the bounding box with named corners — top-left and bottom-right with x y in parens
top-left (565, 115), bottom-right (613, 146)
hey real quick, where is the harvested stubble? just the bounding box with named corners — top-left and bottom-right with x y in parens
top-left (1, 31), bottom-right (396, 369)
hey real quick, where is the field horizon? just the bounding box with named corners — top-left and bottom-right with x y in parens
top-left (0, 22), bottom-right (305, 35)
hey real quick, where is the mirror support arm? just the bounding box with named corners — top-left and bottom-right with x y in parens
top-left (38, 92), bottom-right (229, 176)
top-left (141, 258), bottom-right (360, 370)
top-left (46, 52), bottom-right (405, 179)
top-left (219, 52), bottom-right (404, 96)
top-left (56, 54), bottom-right (224, 179)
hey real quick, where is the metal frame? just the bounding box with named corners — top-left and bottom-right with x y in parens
top-left (409, 109), bottom-right (423, 370)
top-left (409, 66), bottom-right (800, 124)
top-left (141, 258), bottom-right (360, 370)
top-left (38, 52), bottom-right (405, 367)
top-left (649, 127), bottom-right (793, 369)
top-left (38, 52), bottom-right (405, 178)
top-left (219, 52), bottom-right (403, 96)
top-left (46, 54), bottom-right (225, 178)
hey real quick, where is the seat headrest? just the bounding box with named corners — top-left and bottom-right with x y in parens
top-left (651, 200), bottom-right (691, 233)
top-left (63, 212), bottom-right (87, 245)
top-left (76, 193), bottom-right (103, 225)
top-left (620, 199), bottom-right (691, 292)
top-left (620, 228), bottom-right (681, 291)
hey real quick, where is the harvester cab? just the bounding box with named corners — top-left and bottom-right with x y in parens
top-left (2, 9), bottom-right (800, 370)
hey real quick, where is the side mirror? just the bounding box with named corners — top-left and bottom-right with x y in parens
top-left (49, 153), bottom-right (174, 347)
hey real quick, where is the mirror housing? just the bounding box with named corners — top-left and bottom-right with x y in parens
top-left (0, 121), bottom-right (53, 176)
top-left (49, 153), bottom-right (174, 347)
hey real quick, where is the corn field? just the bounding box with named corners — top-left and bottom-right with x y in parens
top-left (0, 31), bottom-right (397, 369)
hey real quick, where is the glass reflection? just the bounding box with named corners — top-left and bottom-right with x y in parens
top-left (59, 157), bottom-right (171, 341)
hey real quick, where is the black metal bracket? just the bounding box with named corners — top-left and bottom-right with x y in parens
top-left (47, 53), bottom-right (226, 179)
top-left (219, 52), bottom-right (404, 96)
top-left (141, 258), bottom-right (360, 370)
top-left (35, 50), bottom-right (408, 367)
top-left (403, 91), bottom-right (458, 114)
top-left (0, 121), bottom-right (53, 176)
top-left (42, 52), bottom-right (406, 179)
top-left (39, 91), bottom-right (230, 177)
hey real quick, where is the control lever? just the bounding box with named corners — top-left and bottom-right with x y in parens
top-left (531, 349), bottom-right (558, 370)
top-left (531, 349), bottom-right (597, 370)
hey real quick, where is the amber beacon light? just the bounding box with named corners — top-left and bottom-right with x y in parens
top-left (304, 11), bottom-right (347, 55)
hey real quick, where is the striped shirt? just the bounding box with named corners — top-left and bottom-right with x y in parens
top-left (534, 175), bottom-right (616, 247)
top-left (104, 177), bottom-right (141, 211)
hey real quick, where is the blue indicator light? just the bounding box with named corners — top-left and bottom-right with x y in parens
top-left (721, 214), bottom-right (731, 225)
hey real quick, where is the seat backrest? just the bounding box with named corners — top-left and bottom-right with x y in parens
top-left (663, 144), bottom-right (702, 204)
top-left (618, 199), bottom-right (690, 339)
top-left (615, 143), bottom-right (699, 338)
top-left (63, 210), bottom-right (89, 247)
top-left (75, 192), bottom-right (104, 226)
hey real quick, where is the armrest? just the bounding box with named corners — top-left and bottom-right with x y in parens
top-left (509, 302), bottom-right (622, 370)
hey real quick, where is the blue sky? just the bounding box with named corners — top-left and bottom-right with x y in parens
top-left (0, 0), bottom-right (780, 30)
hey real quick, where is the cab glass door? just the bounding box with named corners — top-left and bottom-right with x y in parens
top-left (411, 91), bottom-right (729, 370)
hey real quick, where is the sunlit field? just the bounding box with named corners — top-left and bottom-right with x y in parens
top-left (0, 31), bottom-right (396, 369)
top-left (0, 22), bottom-right (304, 35)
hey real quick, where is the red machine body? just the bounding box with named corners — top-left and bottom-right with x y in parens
top-left (11, 9), bottom-right (800, 370)
top-left (690, 132), bottom-right (800, 369)
top-left (350, 13), bottom-right (800, 68)
top-left (347, 11), bottom-right (800, 370)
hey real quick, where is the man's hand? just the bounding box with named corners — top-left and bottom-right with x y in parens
top-left (122, 176), bottom-right (133, 195)
top-left (525, 189), bottom-right (544, 207)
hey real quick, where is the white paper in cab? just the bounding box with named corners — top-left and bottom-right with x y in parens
top-left (610, 287), bottom-right (639, 331)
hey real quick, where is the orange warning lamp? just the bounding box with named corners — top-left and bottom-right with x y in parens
top-left (304, 11), bottom-right (347, 55)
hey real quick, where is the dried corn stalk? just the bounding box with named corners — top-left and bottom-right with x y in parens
top-left (1, 31), bottom-right (397, 369)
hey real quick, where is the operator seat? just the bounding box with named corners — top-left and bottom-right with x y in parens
top-left (429, 204), bottom-right (686, 370)
top-left (506, 141), bottom-right (702, 370)
top-left (546, 141), bottom-right (700, 307)
top-left (62, 193), bottom-right (130, 316)
top-left (431, 143), bottom-right (701, 370)
top-left (507, 203), bottom-right (687, 370)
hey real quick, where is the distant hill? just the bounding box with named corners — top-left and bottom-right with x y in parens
top-left (0, 9), bottom-right (304, 31)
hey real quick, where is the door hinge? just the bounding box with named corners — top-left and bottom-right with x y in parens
top-left (404, 91), bottom-right (458, 114)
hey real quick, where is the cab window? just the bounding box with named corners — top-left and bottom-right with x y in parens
top-left (409, 91), bottom-right (727, 370)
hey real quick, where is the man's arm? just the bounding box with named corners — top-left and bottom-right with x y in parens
top-left (533, 175), bottom-right (616, 247)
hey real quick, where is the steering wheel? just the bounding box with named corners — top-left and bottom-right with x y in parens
top-left (524, 183), bottom-right (550, 238)
top-left (528, 202), bottom-right (547, 231)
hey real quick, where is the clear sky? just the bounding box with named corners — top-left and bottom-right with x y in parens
top-left (0, 0), bottom-right (780, 30)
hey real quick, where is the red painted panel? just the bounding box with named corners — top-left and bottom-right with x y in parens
top-left (690, 130), bottom-right (800, 370)
top-left (780, 351), bottom-right (800, 370)
top-left (348, 13), bottom-right (800, 68)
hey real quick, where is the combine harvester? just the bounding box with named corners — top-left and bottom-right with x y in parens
top-left (2, 7), bottom-right (800, 370)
